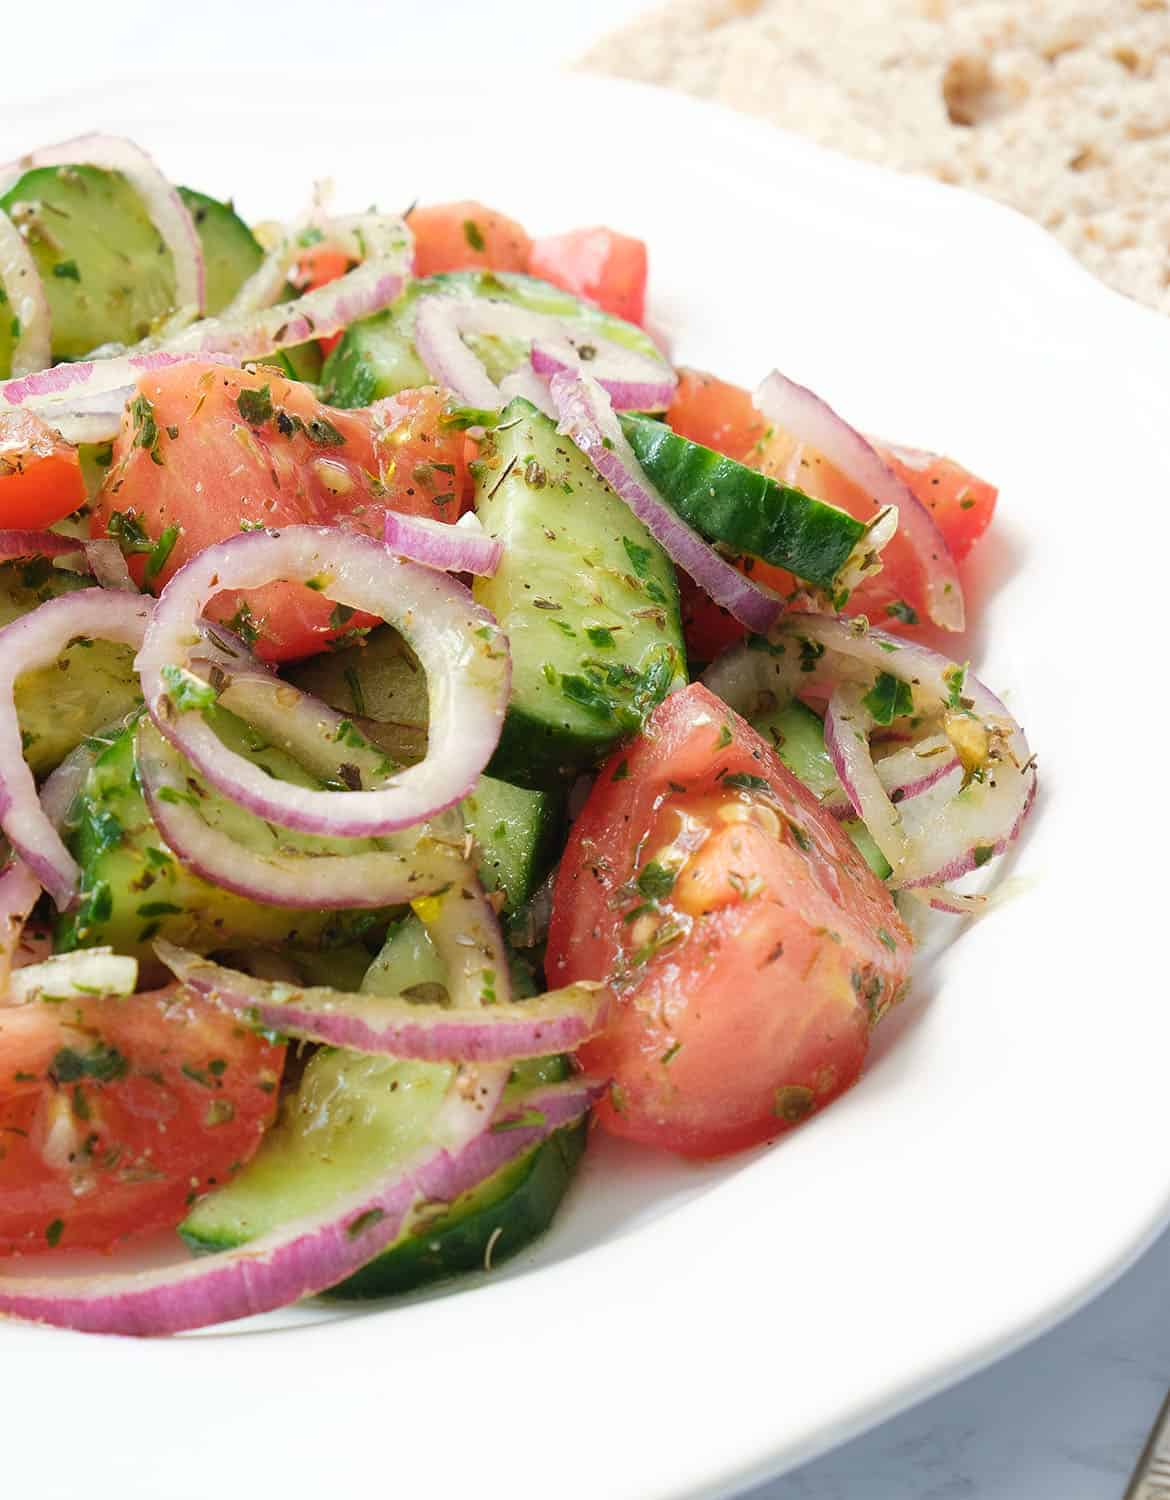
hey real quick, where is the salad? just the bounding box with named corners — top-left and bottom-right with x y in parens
top-left (0, 134), bottom-right (1035, 1336)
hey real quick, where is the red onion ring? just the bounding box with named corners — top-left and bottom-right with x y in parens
top-left (0, 210), bottom-right (51, 376)
top-left (0, 589), bottom-right (153, 907)
top-left (227, 212), bottom-right (411, 319)
top-left (3, 259), bottom-right (407, 445)
top-left (530, 338), bottom-right (675, 413)
top-left (136, 526), bottom-right (510, 838)
top-left (781, 614), bottom-right (1035, 891)
top-left (157, 941), bottom-right (609, 1061)
top-left (135, 719), bottom-right (464, 911)
top-left (821, 734), bottom-right (961, 819)
top-left (0, 1071), bottom-right (602, 1335)
top-left (412, 295), bottom-right (676, 412)
top-left (407, 878), bottom-right (513, 1009)
top-left (549, 370), bottom-right (782, 634)
top-left (1, 133), bottom-right (205, 317)
top-left (383, 510), bottom-right (502, 576)
top-left (753, 371), bottom-right (964, 631)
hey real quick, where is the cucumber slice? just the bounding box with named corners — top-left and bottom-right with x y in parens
top-left (322, 269), bottom-right (663, 408)
top-left (286, 626), bottom-right (563, 910)
top-left (0, 559), bottom-right (142, 777)
top-left (179, 942), bottom-right (586, 1298)
top-left (55, 709), bottom-right (389, 961)
top-left (472, 400), bottom-right (686, 782)
top-left (0, 168), bottom-right (319, 375)
top-left (284, 626), bottom-right (428, 768)
top-left (620, 413), bottom-right (866, 593)
top-left (754, 699), bottom-right (891, 878)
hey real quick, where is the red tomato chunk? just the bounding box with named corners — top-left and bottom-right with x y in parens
top-left (547, 684), bottom-right (912, 1158)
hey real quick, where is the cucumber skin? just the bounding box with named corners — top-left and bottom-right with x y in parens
top-left (620, 414), bottom-right (865, 591)
top-left (322, 269), bottom-right (663, 409)
top-left (323, 1118), bottom-right (586, 1300)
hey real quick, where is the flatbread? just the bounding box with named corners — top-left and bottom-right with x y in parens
top-left (585, 0), bottom-right (1170, 312)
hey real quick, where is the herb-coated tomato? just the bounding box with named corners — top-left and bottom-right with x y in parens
top-left (547, 683), bottom-right (912, 1157)
top-left (0, 409), bottom-right (87, 529)
top-left (91, 363), bottom-right (471, 661)
top-left (668, 368), bottom-right (998, 659)
top-left (528, 227), bottom-right (649, 325)
top-left (0, 986), bottom-right (284, 1254)
top-left (406, 201), bottom-right (532, 278)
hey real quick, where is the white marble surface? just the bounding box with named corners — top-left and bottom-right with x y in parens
top-left (6, 1), bottom-right (1167, 1494)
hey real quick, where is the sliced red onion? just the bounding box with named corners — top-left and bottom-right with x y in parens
top-left (137, 526), bottom-right (509, 837)
top-left (7, 947), bottom-right (138, 1005)
top-left (824, 685), bottom-right (907, 871)
top-left (0, 590), bottom-right (153, 907)
top-left (135, 719), bottom-right (463, 911)
top-left (497, 363), bottom-right (556, 417)
top-left (158, 940), bottom-right (609, 1062)
top-left (530, 338), bottom-right (675, 413)
top-left (0, 857), bottom-right (40, 992)
top-left (412, 296), bottom-right (675, 412)
top-left (904, 886), bottom-right (989, 916)
top-left (550, 371), bottom-right (782, 633)
top-left (3, 259), bottom-right (406, 444)
top-left (383, 509), bottom-right (502, 576)
top-left (1, 133), bottom-right (204, 316)
top-left (0, 209), bottom-right (51, 376)
top-left (753, 371), bottom-right (964, 631)
top-left (0, 529), bottom-right (82, 563)
top-left (225, 211), bottom-right (411, 318)
top-left (778, 614), bottom-right (1036, 892)
top-left (0, 1069), bottom-right (601, 1335)
top-left (821, 733), bottom-right (961, 819)
top-left (407, 877), bottom-right (513, 1009)
top-left (82, 539), bottom-right (136, 593)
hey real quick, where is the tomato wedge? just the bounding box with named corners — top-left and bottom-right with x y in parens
top-left (406, 201), bottom-right (532, 278)
top-left (667, 367), bottom-right (998, 658)
top-left (0, 986), bottom-right (284, 1254)
top-left (296, 244), bottom-right (352, 357)
top-left (528, 227), bottom-right (649, 325)
top-left (91, 363), bottom-right (472, 662)
top-left (0, 410), bottom-right (86, 529)
top-left (547, 683), bottom-right (912, 1157)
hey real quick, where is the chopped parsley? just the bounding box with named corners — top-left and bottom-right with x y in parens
top-left (862, 671), bottom-right (914, 725)
top-left (636, 861), bottom-right (677, 901)
top-left (50, 1041), bottom-right (128, 1086)
top-left (462, 218), bottom-right (486, 252)
top-left (236, 384), bottom-right (274, 426)
top-left (885, 600), bottom-right (919, 625)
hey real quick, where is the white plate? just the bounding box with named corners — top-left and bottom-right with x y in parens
top-left (2, 72), bottom-right (1167, 1500)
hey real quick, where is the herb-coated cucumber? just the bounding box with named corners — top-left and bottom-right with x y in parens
top-left (754, 698), bottom-right (891, 878)
top-left (286, 627), bottom-right (562, 910)
top-left (620, 413), bottom-right (866, 593)
top-left (55, 709), bottom-right (389, 961)
top-left (0, 559), bottom-right (142, 777)
top-left (322, 269), bottom-right (663, 408)
top-left (0, 169), bottom-right (321, 377)
top-left (473, 400), bottom-right (686, 782)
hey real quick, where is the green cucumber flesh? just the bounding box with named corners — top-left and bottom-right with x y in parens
top-left (754, 698), bottom-right (891, 878)
top-left (180, 940), bottom-right (585, 1299)
top-left (0, 559), bottom-right (142, 777)
top-left (472, 400), bottom-right (686, 782)
top-left (55, 708), bottom-right (388, 961)
top-left (286, 626), bottom-right (561, 912)
top-left (0, 167), bottom-right (321, 374)
top-left (322, 269), bottom-right (663, 409)
top-left (620, 413), bottom-right (866, 592)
